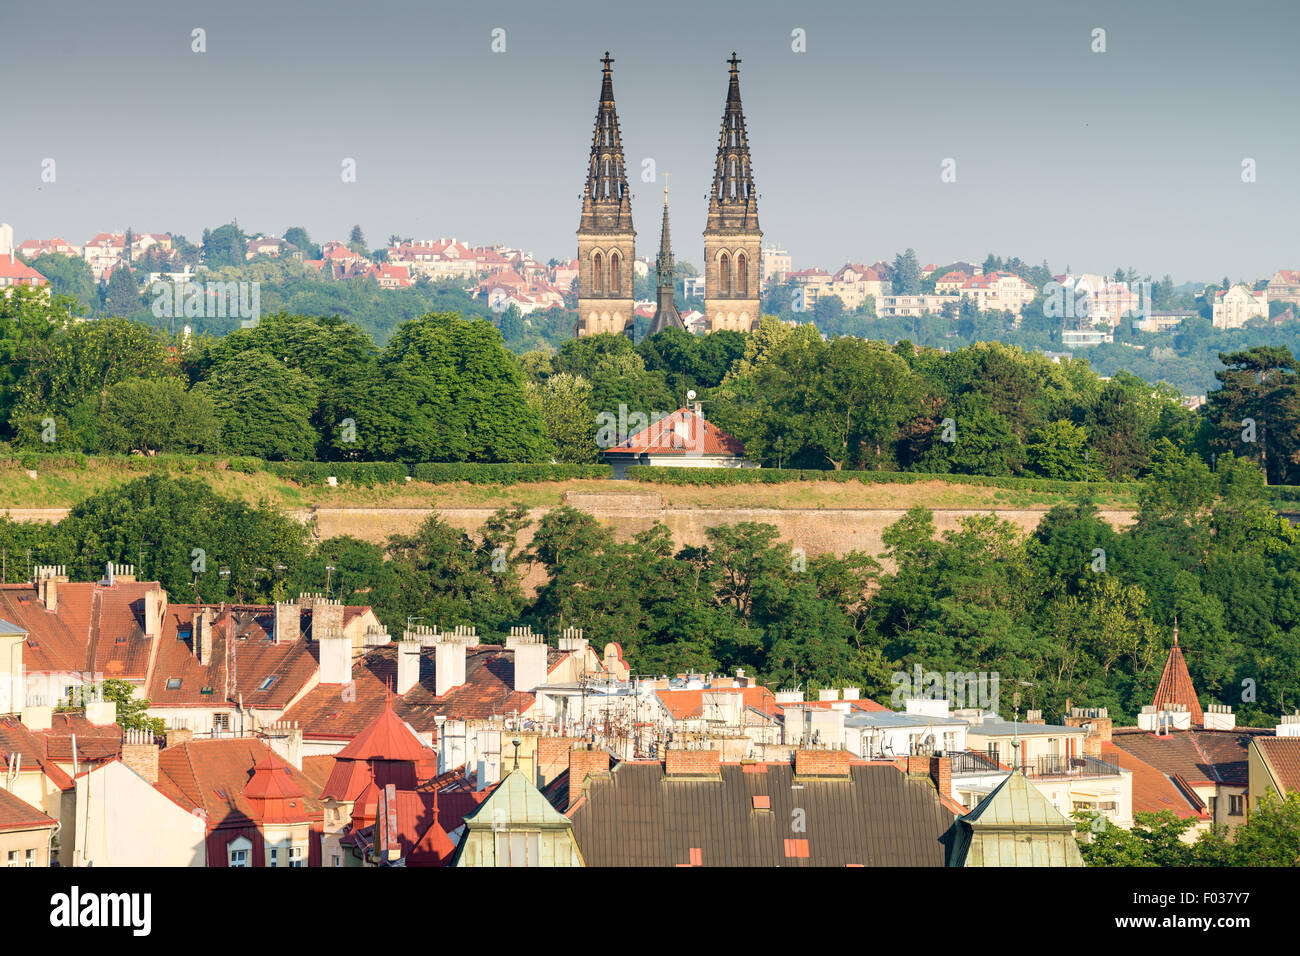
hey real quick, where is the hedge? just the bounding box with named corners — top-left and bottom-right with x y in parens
top-left (624, 465), bottom-right (1142, 497)
top-left (265, 461), bottom-right (410, 487)
top-left (411, 462), bottom-right (613, 484)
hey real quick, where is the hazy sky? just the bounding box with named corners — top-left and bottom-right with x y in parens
top-left (2, 0), bottom-right (1298, 282)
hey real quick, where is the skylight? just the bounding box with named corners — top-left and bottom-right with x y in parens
top-left (166, 677), bottom-right (182, 690)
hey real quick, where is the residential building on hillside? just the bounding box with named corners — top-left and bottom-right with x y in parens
top-left (1212, 283), bottom-right (1268, 329)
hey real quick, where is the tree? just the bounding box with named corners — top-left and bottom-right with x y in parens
top-left (95, 679), bottom-right (164, 735)
top-left (524, 373), bottom-right (598, 463)
top-left (195, 350), bottom-right (319, 459)
top-left (361, 312), bottom-right (550, 462)
top-left (283, 226), bottom-right (320, 259)
top-left (1026, 420), bottom-right (1103, 480)
top-left (102, 264), bottom-right (140, 316)
top-left (99, 377), bottom-right (221, 454)
top-left (892, 248), bottom-right (921, 295)
top-left (201, 223), bottom-right (246, 268)
top-left (1205, 347), bottom-right (1300, 484)
top-left (28, 253), bottom-right (97, 310)
top-left (349, 225), bottom-right (365, 246)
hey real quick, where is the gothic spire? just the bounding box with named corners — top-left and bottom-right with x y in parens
top-left (580, 51), bottom-right (632, 232)
top-left (706, 53), bottom-right (759, 231)
top-left (648, 179), bottom-right (683, 336)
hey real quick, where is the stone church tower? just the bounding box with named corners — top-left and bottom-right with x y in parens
top-left (576, 53), bottom-right (635, 337)
top-left (703, 54), bottom-right (762, 333)
top-left (647, 182), bottom-right (684, 336)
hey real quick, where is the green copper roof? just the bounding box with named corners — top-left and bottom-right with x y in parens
top-left (463, 768), bottom-right (576, 830)
top-left (949, 771), bottom-right (1085, 867)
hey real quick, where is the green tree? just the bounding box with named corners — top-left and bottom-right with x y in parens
top-left (99, 377), bottom-right (221, 454)
top-left (102, 264), bottom-right (140, 316)
top-left (195, 350), bottom-right (319, 459)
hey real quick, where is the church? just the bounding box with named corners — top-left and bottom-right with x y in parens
top-left (575, 53), bottom-right (762, 338)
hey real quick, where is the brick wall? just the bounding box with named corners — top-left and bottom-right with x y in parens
top-left (567, 747), bottom-right (610, 807)
top-left (665, 748), bottom-right (721, 777)
top-left (904, 754), bottom-right (930, 776)
top-left (794, 749), bottom-right (851, 777)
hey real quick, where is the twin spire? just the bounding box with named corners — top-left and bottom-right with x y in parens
top-left (579, 52), bottom-right (756, 338)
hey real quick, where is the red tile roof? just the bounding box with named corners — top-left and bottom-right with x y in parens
top-left (656, 686), bottom-right (777, 722)
top-left (155, 738), bottom-right (323, 829)
top-left (1101, 742), bottom-right (1206, 819)
top-left (1254, 736), bottom-right (1300, 796)
top-left (0, 786), bottom-right (57, 832)
top-left (0, 581), bottom-right (159, 680)
top-left (282, 643), bottom-right (563, 742)
top-left (604, 407), bottom-right (746, 458)
top-left (147, 603), bottom-right (320, 709)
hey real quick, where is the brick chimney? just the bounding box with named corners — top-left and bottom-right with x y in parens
top-left (317, 625), bottom-right (352, 684)
top-left (165, 727), bottom-right (194, 749)
top-left (34, 565), bottom-right (64, 612)
top-left (567, 745), bottom-right (610, 807)
top-left (144, 588), bottom-right (166, 639)
top-left (311, 596), bottom-right (344, 637)
top-left (794, 748), bottom-right (851, 777)
top-left (929, 754), bottom-right (952, 800)
top-left (665, 748), bottom-right (721, 777)
top-left (192, 607), bottom-right (213, 666)
top-left (273, 601), bottom-right (299, 644)
top-left (396, 641), bottom-right (421, 696)
top-left (121, 728), bottom-right (159, 784)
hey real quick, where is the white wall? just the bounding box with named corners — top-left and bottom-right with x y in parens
top-left (72, 761), bottom-right (205, 866)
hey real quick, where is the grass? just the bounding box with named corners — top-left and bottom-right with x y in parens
top-left (0, 459), bottom-right (1140, 514)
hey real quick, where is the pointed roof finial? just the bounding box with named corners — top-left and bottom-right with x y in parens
top-left (728, 52), bottom-right (740, 73)
top-left (663, 171), bottom-right (669, 204)
top-left (512, 737), bottom-right (521, 771)
top-left (601, 51), bottom-right (613, 72)
top-left (1173, 616), bottom-right (1179, 645)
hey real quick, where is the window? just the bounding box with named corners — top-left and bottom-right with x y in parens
top-left (6, 850), bottom-right (15, 868)
top-left (495, 831), bottom-right (539, 867)
top-left (289, 845), bottom-right (305, 868)
top-left (213, 713), bottom-right (230, 732)
top-left (165, 677), bottom-right (182, 690)
top-left (177, 628), bottom-right (191, 642)
top-left (1229, 794), bottom-right (1245, 816)
top-left (330, 853), bottom-right (341, 868)
top-left (24, 849), bottom-right (34, 867)
top-left (228, 838), bottom-right (250, 868)
top-left (268, 847), bottom-right (279, 867)
top-left (256, 675), bottom-right (278, 692)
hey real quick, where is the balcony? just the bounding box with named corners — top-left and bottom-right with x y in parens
top-left (948, 751), bottom-right (1121, 779)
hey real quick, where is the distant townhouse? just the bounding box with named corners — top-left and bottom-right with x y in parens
top-left (760, 246), bottom-right (791, 288)
top-left (961, 271), bottom-right (1037, 314)
top-left (81, 233), bottom-right (127, 279)
top-left (1265, 269), bottom-right (1300, 307)
top-left (1134, 309), bottom-right (1193, 333)
top-left (14, 237), bottom-right (80, 259)
top-left (1213, 283), bottom-right (1268, 329)
top-left (367, 262), bottom-right (414, 289)
top-left (245, 236), bottom-right (287, 259)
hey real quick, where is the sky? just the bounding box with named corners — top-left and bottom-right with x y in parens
top-left (2, 0), bottom-right (1298, 283)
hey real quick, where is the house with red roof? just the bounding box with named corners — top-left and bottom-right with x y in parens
top-left (601, 403), bottom-right (754, 478)
top-left (0, 252), bottom-right (49, 292)
top-left (1249, 727), bottom-right (1300, 814)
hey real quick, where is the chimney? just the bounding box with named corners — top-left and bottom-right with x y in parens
top-left (84, 699), bottom-right (117, 727)
top-left (434, 634), bottom-right (470, 697)
top-left (507, 627), bottom-right (547, 693)
top-left (165, 727), bottom-right (193, 749)
top-left (567, 745), bottom-right (609, 807)
top-left (121, 728), bottom-right (159, 784)
top-left (311, 596), bottom-right (345, 638)
top-left (273, 601), bottom-right (299, 644)
top-left (144, 588), bottom-right (165, 639)
top-left (665, 748), bottom-right (721, 777)
top-left (34, 565), bottom-right (64, 612)
top-left (794, 748), bottom-right (851, 777)
top-left (929, 754), bottom-right (952, 799)
top-left (363, 624), bottom-right (391, 648)
top-left (20, 705), bottom-right (52, 732)
top-left (265, 720), bottom-right (303, 770)
top-left (192, 607), bottom-right (213, 666)
top-left (317, 625), bottom-right (352, 684)
top-left (396, 641), bottom-right (421, 696)
top-left (1204, 703), bottom-right (1236, 731)
top-left (557, 626), bottom-right (587, 656)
